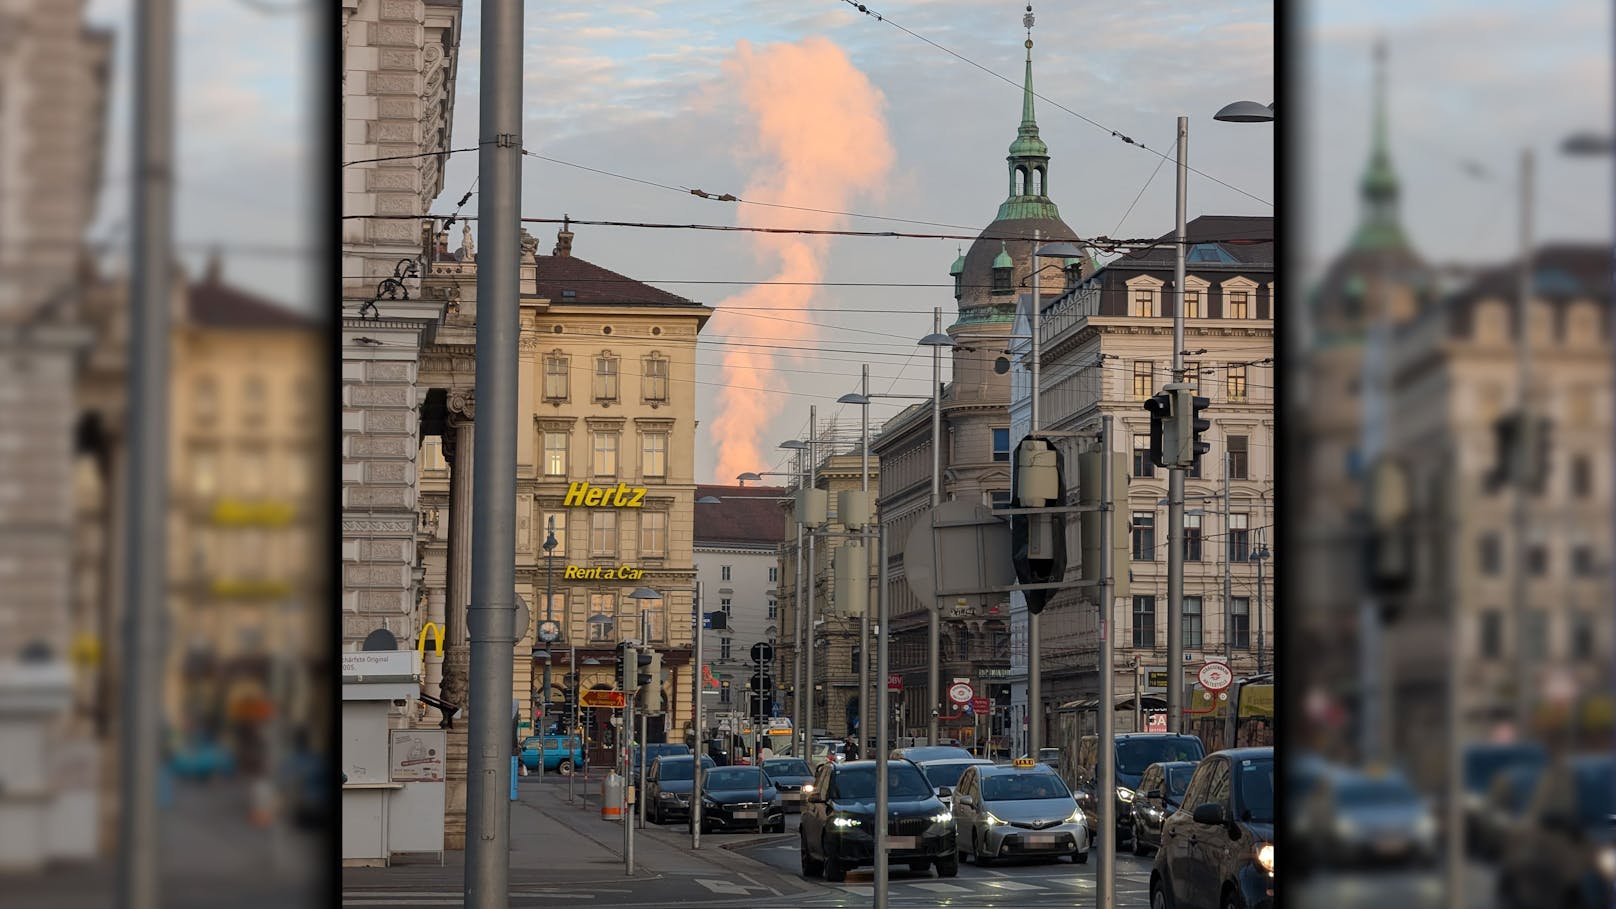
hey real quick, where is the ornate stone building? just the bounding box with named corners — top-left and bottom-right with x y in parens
top-left (693, 484), bottom-right (787, 733)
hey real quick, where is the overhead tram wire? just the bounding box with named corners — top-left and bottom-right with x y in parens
top-left (834, 0), bottom-right (1272, 209)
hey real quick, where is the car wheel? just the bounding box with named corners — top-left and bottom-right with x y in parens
top-left (822, 839), bottom-right (847, 883)
top-left (1151, 876), bottom-right (1176, 909)
top-left (799, 829), bottom-right (823, 877)
top-left (1072, 847), bottom-right (1088, 864)
top-left (1222, 887), bottom-right (1246, 909)
top-left (973, 831), bottom-right (993, 867)
top-left (650, 803), bottom-right (660, 824)
top-left (907, 860), bottom-right (929, 873)
top-left (557, 760), bottom-right (573, 776)
top-left (936, 853), bottom-right (959, 878)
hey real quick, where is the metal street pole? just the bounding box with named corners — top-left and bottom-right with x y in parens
top-left (806, 404), bottom-right (819, 747)
top-left (540, 530), bottom-right (555, 779)
top-left (874, 523), bottom-right (891, 909)
top-left (638, 712), bottom-right (648, 830)
top-left (1512, 148), bottom-right (1534, 734)
top-left (859, 364), bottom-right (872, 747)
top-left (929, 307), bottom-right (943, 746)
top-left (794, 449), bottom-right (807, 756)
top-left (1098, 415), bottom-right (1117, 909)
top-left (693, 581), bottom-right (705, 850)
top-left (624, 693), bottom-right (634, 874)
top-left (118, 2), bottom-right (172, 905)
top-left (1254, 534), bottom-right (1267, 675)
top-left (1166, 115), bottom-right (1188, 736)
top-left (465, 1), bottom-right (523, 902)
top-left (569, 641), bottom-right (577, 804)
top-left (1223, 450), bottom-right (1237, 750)
top-left (1028, 231), bottom-right (1043, 759)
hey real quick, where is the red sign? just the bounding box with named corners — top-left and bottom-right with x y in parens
top-left (1147, 712), bottom-right (1167, 732)
top-left (580, 690), bottom-right (626, 709)
top-left (971, 697), bottom-right (990, 713)
top-left (887, 674), bottom-right (903, 692)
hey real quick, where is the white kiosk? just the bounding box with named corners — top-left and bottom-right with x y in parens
top-left (341, 649), bottom-right (445, 866)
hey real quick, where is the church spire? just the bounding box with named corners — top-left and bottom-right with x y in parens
top-left (998, 5), bottom-right (1059, 221)
top-left (1351, 37), bottom-right (1408, 252)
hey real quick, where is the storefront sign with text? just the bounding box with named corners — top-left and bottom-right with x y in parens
top-left (563, 565), bottom-right (646, 580)
top-left (563, 482), bottom-right (648, 508)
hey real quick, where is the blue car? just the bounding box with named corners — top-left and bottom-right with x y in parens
top-left (168, 737), bottom-right (235, 780)
top-left (521, 734), bottom-right (584, 774)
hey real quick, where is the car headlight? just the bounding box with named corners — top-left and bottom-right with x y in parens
top-left (983, 812), bottom-right (1005, 827)
top-left (1334, 817), bottom-right (1357, 838)
top-left (831, 815), bottom-right (863, 829)
top-left (1117, 787), bottom-right (1136, 803)
top-left (930, 811), bottom-right (953, 824)
top-left (1066, 808), bottom-right (1086, 825)
top-left (1414, 813), bottom-right (1436, 839)
top-left (1598, 846), bottom-right (1615, 880)
top-left (1256, 842), bottom-right (1273, 874)
top-left (801, 783), bottom-right (815, 794)
top-left (658, 792), bottom-right (676, 800)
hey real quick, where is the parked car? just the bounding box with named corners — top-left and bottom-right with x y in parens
top-left (1299, 767), bottom-right (1437, 867)
top-left (1071, 733), bottom-right (1205, 847)
top-left (799, 759), bottom-right (959, 882)
top-left (1037, 747), bottom-right (1061, 768)
top-left (953, 760), bottom-right (1088, 866)
top-left (890, 745), bottom-right (975, 764)
top-left (1129, 760), bottom-right (1199, 856)
top-left (1150, 747), bottom-right (1274, 909)
top-left (519, 734), bottom-right (584, 775)
top-left (913, 757), bottom-right (995, 809)
top-left (1496, 753), bottom-right (1615, 909)
top-left (1463, 741), bottom-right (1547, 855)
top-left (168, 736), bottom-right (235, 780)
top-left (630, 743), bottom-right (691, 787)
top-left (645, 754), bottom-right (717, 824)
top-left (810, 739), bottom-right (848, 770)
top-left (762, 757), bottom-right (814, 811)
top-left (691, 766), bottom-right (785, 834)
top-left (1472, 763), bottom-right (1543, 861)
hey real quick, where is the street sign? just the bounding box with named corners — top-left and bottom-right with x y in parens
top-left (580, 690), bottom-right (626, 709)
top-left (1197, 661), bottom-right (1233, 692)
top-left (971, 697), bottom-right (990, 712)
top-left (948, 682), bottom-right (974, 705)
top-left (887, 673), bottom-right (903, 692)
top-left (1146, 670), bottom-right (1169, 690)
top-left (750, 642), bottom-right (774, 664)
top-left (536, 620), bottom-right (561, 643)
top-left (902, 500), bottom-right (1015, 610)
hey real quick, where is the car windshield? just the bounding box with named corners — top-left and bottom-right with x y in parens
top-left (657, 757), bottom-right (712, 781)
top-left (984, 772), bottom-right (1071, 801)
top-left (1165, 766), bottom-right (1194, 798)
top-left (1575, 761), bottom-right (1614, 825)
top-left (1236, 759), bottom-right (1275, 822)
top-left (707, 768), bottom-right (766, 789)
top-left (1337, 777), bottom-right (1416, 808)
top-left (1464, 745), bottom-right (1546, 792)
top-left (921, 762), bottom-right (981, 789)
top-left (764, 759), bottom-right (810, 777)
top-left (1116, 739), bottom-right (1204, 775)
top-left (1039, 748), bottom-right (1060, 761)
top-left (834, 765), bottom-right (934, 800)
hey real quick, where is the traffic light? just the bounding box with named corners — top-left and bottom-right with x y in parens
top-left (1078, 449), bottom-right (1132, 601)
top-left (631, 646), bottom-right (653, 703)
top-left (1143, 391), bottom-right (1174, 468)
top-left (615, 641), bottom-right (633, 692)
top-left (637, 648), bottom-right (663, 712)
top-left (1180, 388), bottom-right (1212, 469)
top-left (1010, 436), bottom-right (1067, 615)
top-left (1364, 456), bottom-right (1414, 606)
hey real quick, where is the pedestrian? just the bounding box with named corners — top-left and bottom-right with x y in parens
top-left (844, 734), bottom-right (860, 761)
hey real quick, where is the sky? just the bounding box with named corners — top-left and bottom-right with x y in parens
top-left (74, 1), bottom-right (1607, 483)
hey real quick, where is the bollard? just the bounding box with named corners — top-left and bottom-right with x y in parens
top-left (601, 771), bottom-right (624, 820)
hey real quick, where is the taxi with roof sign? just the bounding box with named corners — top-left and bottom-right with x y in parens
top-left (952, 761), bottom-right (1088, 865)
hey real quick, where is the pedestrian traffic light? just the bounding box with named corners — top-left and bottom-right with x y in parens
top-left (1143, 391), bottom-right (1174, 468)
top-left (1177, 387), bottom-right (1212, 469)
top-left (1010, 436), bottom-right (1067, 615)
top-left (637, 648), bottom-right (663, 713)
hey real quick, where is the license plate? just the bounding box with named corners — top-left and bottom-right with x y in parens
top-left (734, 810), bottom-right (758, 819)
top-left (887, 835), bottom-right (917, 849)
top-left (1026, 833), bottom-right (1057, 845)
top-left (783, 792), bottom-right (801, 802)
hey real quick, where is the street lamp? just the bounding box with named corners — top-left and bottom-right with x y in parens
top-left (918, 312), bottom-right (957, 745)
top-left (1214, 100), bottom-right (1275, 123)
top-left (836, 367), bottom-right (878, 743)
top-left (782, 415), bottom-right (826, 751)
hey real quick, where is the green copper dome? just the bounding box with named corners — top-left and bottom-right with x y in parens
top-left (993, 243), bottom-right (1014, 270)
top-left (1349, 39), bottom-right (1410, 255)
top-left (949, 251), bottom-right (967, 276)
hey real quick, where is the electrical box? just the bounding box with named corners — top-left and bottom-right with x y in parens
top-left (794, 488), bottom-right (828, 527)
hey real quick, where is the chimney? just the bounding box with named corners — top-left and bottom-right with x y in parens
top-left (553, 215), bottom-right (573, 257)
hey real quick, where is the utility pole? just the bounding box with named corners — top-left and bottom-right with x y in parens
top-left (793, 448), bottom-right (806, 757)
top-left (1097, 415), bottom-right (1117, 909)
top-left (1166, 115), bottom-right (1189, 735)
top-left (1254, 532), bottom-right (1268, 675)
top-left (1028, 230), bottom-right (1042, 759)
top-left (464, 0), bottom-right (523, 903)
top-left (806, 404), bottom-right (818, 747)
top-left (692, 582), bottom-right (705, 850)
top-left (859, 364), bottom-right (872, 746)
top-left (1223, 450), bottom-right (1237, 750)
top-left (929, 307), bottom-right (943, 745)
top-left (1511, 148), bottom-right (1534, 734)
top-left (874, 523), bottom-right (891, 909)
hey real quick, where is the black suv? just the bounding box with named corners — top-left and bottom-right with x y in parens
top-left (1150, 747), bottom-right (1274, 909)
top-left (799, 759), bottom-right (959, 882)
top-left (1071, 732), bottom-right (1205, 847)
top-left (1496, 753), bottom-right (1614, 909)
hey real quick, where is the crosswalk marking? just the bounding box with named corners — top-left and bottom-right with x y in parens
top-left (981, 880), bottom-right (1046, 891)
top-left (909, 882), bottom-right (973, 893)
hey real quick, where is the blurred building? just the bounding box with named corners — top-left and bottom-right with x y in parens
top-left (1020, 215), bottom-right (1275, 743)
top-left (693, 484), bottom-right (787, 736)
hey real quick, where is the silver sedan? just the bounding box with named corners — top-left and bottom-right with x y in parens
top-left (952, 762), bottom-right (1089, 865)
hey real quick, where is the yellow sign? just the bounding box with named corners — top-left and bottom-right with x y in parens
top-left (564, 565), bottom-right (646, 581)
top-left (209, 578), bottom-right (293, 598)
top-left (563, 482), bottom-right (648, 508)
top-left (417, 622), bottom-right (444, 656)
top-left (1012, 757), bottom-right (1036, 768)
top-left (210, 500), bottom-right (296, 527)
top-left (581, 690), bottom-right (626, 709)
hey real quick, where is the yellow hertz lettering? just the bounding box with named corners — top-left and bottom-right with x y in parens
top-left (564, 481), bottom-right (648, 508)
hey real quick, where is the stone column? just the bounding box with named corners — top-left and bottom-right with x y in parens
top-left (440, 390), bottom-right (473, 850)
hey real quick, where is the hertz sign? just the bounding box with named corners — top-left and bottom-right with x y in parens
top-left (564, 482), bottom-right (648, 508)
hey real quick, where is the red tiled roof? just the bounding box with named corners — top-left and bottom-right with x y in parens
top-left (535, 254), bottom-right (698, 307)
top-left (694, 485), bottom-right (789, 546)
top-left (188, 278), bottom-right (317, 329)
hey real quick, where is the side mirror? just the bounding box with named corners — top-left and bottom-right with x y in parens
top-left (1192, 803), bottom-right (1227, 826)
top-left (938, 787), bottom-right (953, 799)
top-left (1146, 788), bottom-right (1164, 801)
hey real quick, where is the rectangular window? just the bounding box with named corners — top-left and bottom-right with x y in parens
top-left (1524, 610), bottom-right (1549, 660)
top-left (543, 431), bottom-right (568, 476)
top-left (1227, 435), bottom-right (1249, 480)
top-left (193, 450), bottom-right (217, 497)
top-left (593, 357), bottom-right (619, 402)
top-left (1182, 596), bottom-right (1203, 648)
top-left (721, 638), bottom-right (732, 660)
top-left (641, 601), bottom-right (665, 642)
top-left (542, 512), bottom-right (567, 554)
top-left (642, 357), bottom-right (669, 403)
top-left (1231, 597), bottom-right (1250, 650)
top-left (640, 512), bottom-right (667, 557)
top-left (767, 598), bottom-right (778, 620)
top-left (593, 432), bottom-right (619, 476)
top-left (1227, 514), bottom-right (1249, 563)
top-left (1572, 544), bottom-right (1598, 577)
top-left (1527, 544), bottom-right (1548, 576)
top-left (1183, 290), bottom-right (1202, 319)
top-left (1132, 512), bottom-right (1156, 561)
top-left (1133, 434), bottom-right (1155, 478)
top-left (721, 566), bottom-right (732, 581)
top-left (1226, 290), bottom-right (1250, 319)
top-left (1133, 361), bottom-right (1154, 398)
top-left (641, 432), bottom-right (668, 478)
top-left (590, 511), bottom-right (617, 557)
top-left (768, 567), bottom-right (778, 583)
top-left (1571, 612), bottom-right (1595, 661)
top-left (1184, 514), bottom-right (1202, 562)
top-left (1133, 596), bottom-right (1156, 649)
top-left (589, 593), bottom-right (615, 641)
top-left (1571, 455), bottom-right (1593, 497)
top-left (1226, 365), bottom-right (1247, 402)
top-left (719, 681), bottom-right (731, 704)
top-left (1131, 288), bottom-right (1155, 318)
top-left (992, 428), bottom-right (1010, 462)
top-left (1183, 360), bottom-right (1201, 395)
top-left (1479, 610), bottom-right (1503, 660)
top-left (1479, 534), bottom-right (1502, 575)
top-left (544, 355), bottom-right (569, 401)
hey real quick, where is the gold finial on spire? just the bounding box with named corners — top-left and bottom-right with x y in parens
top-left (1024, 4), bottom-right (1034, 50)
